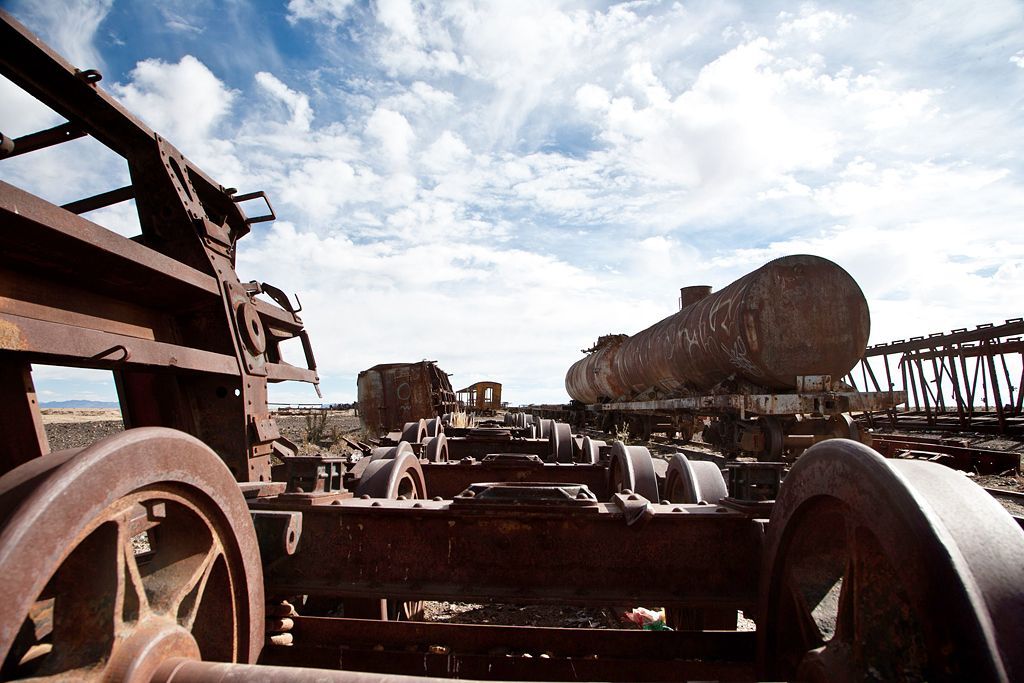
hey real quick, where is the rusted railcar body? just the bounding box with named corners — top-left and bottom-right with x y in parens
top-left (562, 258), bottom-right (902, 458)
top-left (1, 13), bottom-right (1023, 683)
top-left (566, 255), bottom-right (870, 402)
top-left (357, 362), bottom-right (457, 435)
top-left (456, 380), bottom-right (502, 413)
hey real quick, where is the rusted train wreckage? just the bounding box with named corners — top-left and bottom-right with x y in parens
top-left (0, 13), bottom-right (1022, 683)
top-left (357, 362), bottom-right (458, 435)
top-left (544, 255), bottom-right (905, 459)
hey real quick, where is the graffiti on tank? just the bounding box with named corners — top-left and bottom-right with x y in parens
top-left (725, 336), bottom-right (761, 378)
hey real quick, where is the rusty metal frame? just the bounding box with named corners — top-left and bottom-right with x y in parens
top-left (857, 319), bottom-right (1024, 434)
top-left (0, 11), bottom-right (318, 481)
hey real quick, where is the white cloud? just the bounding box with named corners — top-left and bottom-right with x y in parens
top-left (777, 4), bottom-right (852, 43)
top-left (255, 72), bottom-right (313, 131)
top-left (0, 76), bottom-right (62, 138)
top-left (9, 0), bottom-right (113, 71)
top-left (286, 0), bottom-right (355, 26)
top-left (110, 56), bottom-right (236, 154)
top-left (1013, 50), bottom-right (1024, 68)
top-left (364, 107), bottom-right (416, 168)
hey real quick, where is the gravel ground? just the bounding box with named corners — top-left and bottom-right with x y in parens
top-left (272, 410), bottom-right (364, 451)
top-left (44, 419), bottom-right (125, 451)
top-left (421, 602), bottom-right (623, 628)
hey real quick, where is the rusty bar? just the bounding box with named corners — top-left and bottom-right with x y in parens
top-left (0, 11), bottom-right (237, 219)
top-left (863, 319), bottom-right (1024, 356)
top-left (421, 461), bottom-right (610, 499)
top-left (930, 354), bottom-right (946, 412)
top-left (290, 617), bottom-right (754, 659)
top-left (903, 340), bottom-right (1024, 361)
top-left (985, 342), bottom-right (1007, 432)
top-left (597, 389), bottom-right (903, 416)
top-left (0, 121), bottom-right (86, 158)
top-left (1, 181), bottom-right (220, 300)
top-left (1017, 362), bottom-right (1024, 415)
top-left (913, 357), bottom-right (933, 425)
top-left (260, 499), bottom-right (763, 609)
top-left (444, 437), bottom-right (551, 461)
top-left (60, 184), bottom-right (135, 215)
top-left (255, 618), bottom-right (756, 681)
top-left (0, 361), bottom-right (50, 474)
top-left (870, 435), bottom-right (1020, 474)
top-left (999, 350), bottom-right (1016, 412)
top-left (0, 312), bottom-right (238, 374)
top-left (945, 350), bottom-right (968, 429)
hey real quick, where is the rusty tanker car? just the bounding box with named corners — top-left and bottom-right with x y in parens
top-left (535, 255), bottom-right (905, 459)
top-left (1, 13), bottom-right (1022, 683)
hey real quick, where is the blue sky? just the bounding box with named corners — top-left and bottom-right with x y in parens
top-left (2, 0), bottom-right (1023, 406)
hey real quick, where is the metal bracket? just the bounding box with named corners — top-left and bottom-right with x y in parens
top-left (232, 190), bottom-right (276, 224)
top-left (251, 510), bottom-right (302, 562)
top-left (612, 491), bottom-right (654, 526)
top-left (451, 482), bottom-right (599, 508)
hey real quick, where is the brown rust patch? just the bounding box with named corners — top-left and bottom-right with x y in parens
top-left (0, 319), bottom-right (27, 350)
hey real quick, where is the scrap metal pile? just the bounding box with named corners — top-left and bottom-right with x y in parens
top-left (1, 12), bottom-right (1022, 682)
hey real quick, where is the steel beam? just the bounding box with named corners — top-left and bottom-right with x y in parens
top-left (258, 498), bottom-right (764, 609)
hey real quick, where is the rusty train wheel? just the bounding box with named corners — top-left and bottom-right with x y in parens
top-left (349, 453), bottom-right (426, 621)
top-left (549, 422), bottom-right (574, 463)
top-left (423, 433), bottom-right (449, 462)
top-left (354, 452), bottom-right (427, 500)
top-left (830, 413), bottom-right (860, 441)
top-left (425, 417), bottom-right (443, 438)
top-left (759, 439), bottom-right (1024, 682)
top-left (579, 436), bottom-right (605, 464)
top-left (400, 419), bottom-right (427, 444)
top-left (368, 440), bottom-right (415, 462)
top-left (0, 428), bottom-right (263, 681)
top-left (664, 454), bottom-right (727, 505)
top-left (608, 442), bottom-right (659, 502)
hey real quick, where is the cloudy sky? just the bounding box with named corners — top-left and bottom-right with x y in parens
top-left (2, 0), bottom-right (1023, 406)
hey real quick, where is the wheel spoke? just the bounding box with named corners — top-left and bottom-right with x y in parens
top-left (784, 568), bottom-right (827, 651)
top-left (174, 545), bottom-right (224, 629)
top-left (119, 517), bottom-right (151, 625)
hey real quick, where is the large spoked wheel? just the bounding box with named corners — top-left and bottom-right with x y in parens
top-left (0, 428), bottom-right (264, 681)
top-left (759, 439), bottom-right (1024, 682)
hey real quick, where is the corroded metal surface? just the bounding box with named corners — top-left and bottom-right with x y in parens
top-left (455, 381), bottom-right (502, 412)
top-left (357, 362), bottom-right (457, 435)
top-left (759, 439), bottom-right (1024, 681)
top-left (0, 429), bottom-right (264, 678)
top-left (566, 255), bottom-right (870, 403)
top-left (0, 11), bottom-right (318, 482)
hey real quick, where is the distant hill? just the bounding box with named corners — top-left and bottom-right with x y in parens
top-left (41, 400), bottom-right (120, 409)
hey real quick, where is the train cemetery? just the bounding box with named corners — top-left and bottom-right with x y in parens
top-left (2, 11), bottom-right (1023, 682)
